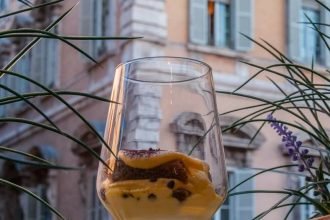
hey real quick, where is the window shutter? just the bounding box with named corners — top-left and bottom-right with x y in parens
top-left (80, 0), bottom-right (95, 57)
top-left (45, 38), bottom-right (59, 87)
top-left (233, 170), bottom-right (255, 220)
top-left (189, 0), bottom-right (208, 45)
top-left (12, 55), bottom-right (30, 109)
top-left (214, 3), bottom-right (225, 47)
top-left (31, 41), bottom-right (46, 89)
top-left (231, 0), bottom-right (253, 51)
top-left (0, 80), bottom-right (4, 116)
top-left (321, 0), bottom-right (330, 67)
top-left (94, 0), bottom-right (103, 57)
top-left (288, 0), bottom-right (303, 61)
top-left (107, 0), bottom-right (116, 51)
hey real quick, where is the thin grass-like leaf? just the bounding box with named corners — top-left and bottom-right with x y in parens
top-left (0, 70), bottom-right (117, 158)
top-left (18, 0), bottom-right (32, 7)
top-left (0, 83), bottom-right (59, 130)
top-left (0, 33), bottom-right (141, 40)
top-left (0, 117), bottom-right (109, 169)
top-left (1, 1), bottom-right (60, 19)
top-left (3, 2), bottom-right (78, 71)
top-left (0, 90), bottom-right (117, 105)
top-left (286, 189), bottom-right (329, 214)
top-left (0, 178), bottom-right (65, 219)
top-left (222, 118), bottom-right (329, 148)
top-left (0, 154), bottom-right (80, 170)
top-left (229, 165), bottom-right (297, 193)
top-left (216, 90), bottom-right (330, 146)
top-left (0, 29), bottom-right (98, 64)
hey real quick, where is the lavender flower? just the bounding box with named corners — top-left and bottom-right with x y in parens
top-left (267, 114), bottom-right (314, 172)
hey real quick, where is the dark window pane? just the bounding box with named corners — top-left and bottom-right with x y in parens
top-left (221, 209), bottom-right (230, 220)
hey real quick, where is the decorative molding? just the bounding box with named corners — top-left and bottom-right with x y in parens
top-left (220, 115), bottom-right (266, 150)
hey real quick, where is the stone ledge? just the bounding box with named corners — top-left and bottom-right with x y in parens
top-left (121, 0), bottom-right (165, 12)
top-left (126, 129), bottom-right (160, 142)
top-left (128, 118), bottom-right (160, 131)
top-left (121, 5), bottom-right (167, 29)
top-left (128, 105), bottom-right (161, 121)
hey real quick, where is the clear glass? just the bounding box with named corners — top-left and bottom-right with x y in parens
top-left (97, 57), bottom-right (227, 220)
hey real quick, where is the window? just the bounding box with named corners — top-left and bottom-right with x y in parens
top-left (71, 122), bottom-right (112, 220)
top-left (0, 0), bottom-right (7, 12)
top-left (170, 112), bottom-right (206, 158)
top-left (0, 38), bottom-right (11, 117)
top-left (213, 169), bottom-right (255, 220)
top-left (20, 184), bottom-right (52, 220)
top-left (208, 1), bottom-right (231, 48)
top-left (189, 0), bottom-right (253, 51)
top-left (301, 7), bottom-right (321, 62)
top-left (288, 0), bottom-right (330, 66)
top-left (81, 0), bottom-right (114, 58)
top-left (30, 30), bottom-right (59, 88)
top-left (291, 176), bottom-right (317, 220)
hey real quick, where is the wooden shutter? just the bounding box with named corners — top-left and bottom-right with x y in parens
top-left (94, 0), bottom-right (103, 57)
top-left (31, 40), bottom-right (46, 90)
top-left (321, 0), bottom-right (330, 67)
top-left (214, 3), bottom-right (224, 47)
top-left (233, 170), bottom-right (255, 220)
top-left (81, 0), bottom-right (95, 57)
top-left (12, 54), bottom-right (30, 109)
top-left (44, 38), bottom-right (59, 87)
top-left (231, 0), bottom-right (253, 51)
top-left (107, 0), bottom-right (116, 51)
top-left (288, 0), bottom-right (303, 61)
top-left (189, 0), bottom-right (208, 45)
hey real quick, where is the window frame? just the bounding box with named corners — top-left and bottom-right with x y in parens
top-left (80, 0), bottom-right (115, 60)
top-left (212, 168), bottom-right (255, 220)
top-left (0, 0), bottom-right (7, 12)
top-left (300, 4), bottom-right (322, 63)
top-left (20, 184), bottom-right (52, 220)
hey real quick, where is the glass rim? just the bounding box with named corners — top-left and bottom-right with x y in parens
top-left (115, 56), bottom-right (212, 84)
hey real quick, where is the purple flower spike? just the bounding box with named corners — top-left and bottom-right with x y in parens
top-left (292, 154), bottom-right (299, 161)
top-left (301, 149), bottom-right (309, 155)
top-left (298, 165), bottom-right (305, 172)
top-left (267, 114), bottom-right (314, 173)
top-left (288, 148), bottom-right (294, 155)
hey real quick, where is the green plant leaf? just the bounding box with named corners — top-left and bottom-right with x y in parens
top-left (0, 117), bottom-right (110, 169)
top-left (0, 69), bottom-right (117, 159)
top-left (0, 178), bottom-right (65, 219)
top-left (0, 1), bottom-right (63, 19)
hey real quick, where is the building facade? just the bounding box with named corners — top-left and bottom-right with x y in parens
top-left (0, 0), bottom-right (329, 219)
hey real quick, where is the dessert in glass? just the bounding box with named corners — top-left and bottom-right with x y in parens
top-left (96, 57), bottom-right (227, 220)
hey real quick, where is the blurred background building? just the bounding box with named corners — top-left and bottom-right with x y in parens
top-left (0, 0), bottom-right (329, 219)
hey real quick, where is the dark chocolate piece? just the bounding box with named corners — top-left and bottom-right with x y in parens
top-left (148, 193), bottom-right (157, 201)
top-left (172, 188), bottom-right (191, 202)
top-left (122, 192), bottom-right (134, 199)
top-left (112, 159), bottom-right (188, 183)
top-left (167, 180), bottom-right (175, 189)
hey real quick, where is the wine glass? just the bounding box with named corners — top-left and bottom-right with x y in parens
top-left (97, 57), bottom-right (227, 220)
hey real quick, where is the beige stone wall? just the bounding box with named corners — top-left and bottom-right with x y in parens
top-left (0, 0), bottom-right (325, 219)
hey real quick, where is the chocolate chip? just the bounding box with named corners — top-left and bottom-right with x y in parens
top-left (149, 177), bottom-right (158, 182)
top-left (100, 188), bottom-right (106, 201)
top-left (122, 193), bottom-right (129, 198)
top-left (122, 193), bottom-right (134, 199)
top-left (172, 188), bottom-right (191, 202)
top-left (148, 193), bottom-right (157, 201)
top-left (136, 197), bottom-right (140, 201)
top-left (167, 180), bottom-right (175, 189)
